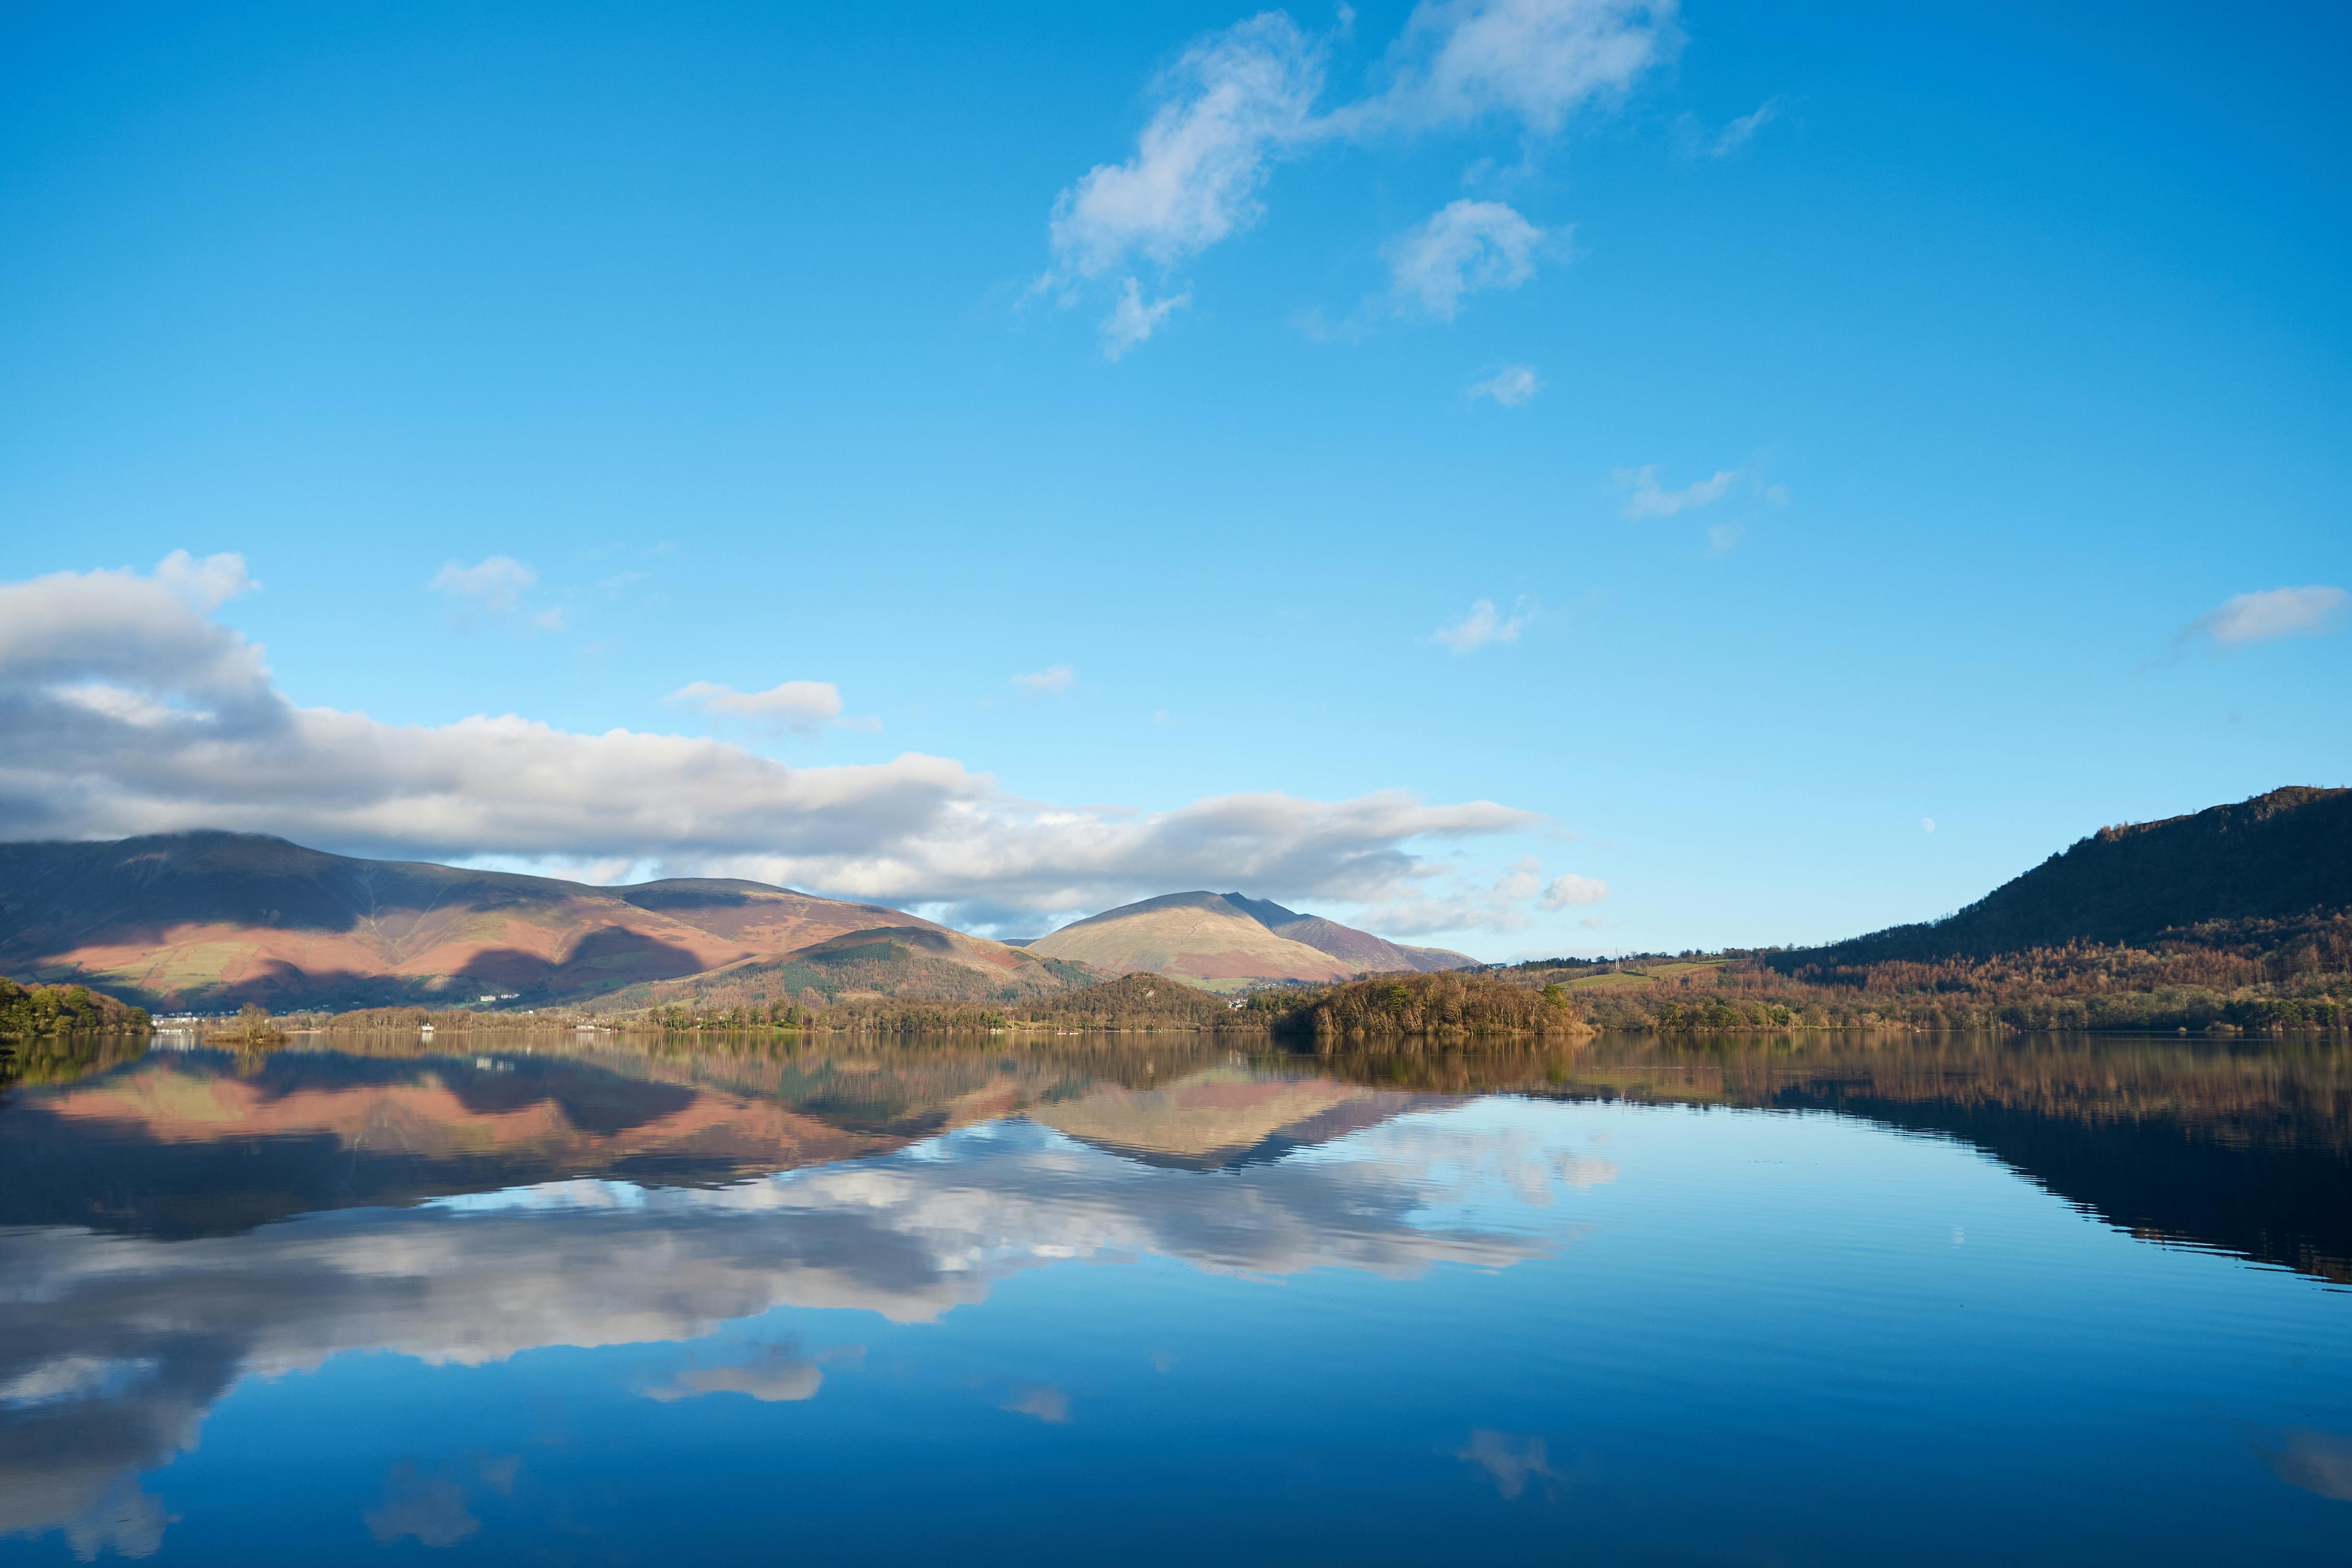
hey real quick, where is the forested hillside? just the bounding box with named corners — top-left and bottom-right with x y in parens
top-left (1777, 787), bottom-right (2351, 968)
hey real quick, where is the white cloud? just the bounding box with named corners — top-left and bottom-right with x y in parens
top-left (152, 549), bottom-right (258, 611)
top-left (666, 679), bottom-right (878, 736)
top-left (2180, 586), bottom-right (2350, 647)
top-left (1102, 278), bottom-right (1192, 359)
top-left (428, 556), bottom-right (537, 613)
top-left (1430, 598), bottom-right (1530, 653)
top-left (0, 560), bottom-right (1537, 922)
top-left (1045, 13), bottom-right (1324, 283)
top-left (1617, 464), bottom-right (1739, 519)
top-left (1537, 873), bottom-right (1607, 908)
top-left (1704, 520), bottom-right (1744, 556)
top-left (1360, 858), bottom-right (1538, 935)
top-left (1386, 199), bottom-right (1547, 318)
top-left (1044, 1), bottom-right (1673, 355)
top-left (1359, 0), bottom-right (1678, 134)
top-left (1467, 363), bottom-right (1541, 405)
top-left (1011, 664), bottom-right (1077, 696)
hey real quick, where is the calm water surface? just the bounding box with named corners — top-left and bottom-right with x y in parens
top-left (1, 1030), bottom-right (2346, 1563)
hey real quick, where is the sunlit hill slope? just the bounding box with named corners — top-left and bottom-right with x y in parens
top-left (0, 833), bottom-right (1071, 1010)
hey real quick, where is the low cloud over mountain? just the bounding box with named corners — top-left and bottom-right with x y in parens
top-left (0, 556), bottom-right (1540, 930)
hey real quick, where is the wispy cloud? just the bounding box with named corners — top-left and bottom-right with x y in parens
top-left (1356, 856), bottom-right (1568, 935)
top-left (1704, 520), bottom-right (1744, 556)
top-left (1467, 364), bottom-right (1542, 405)
top-left (2178, 586), bottom-right (2349, 647)
top-left (1011, 664), bottom-right (1077, 696)
top-left (1386, 199), bottom-right (1549, 318)
top-left (429, 556), bottom-right (536, 613)
top-left (1043, 0), bottom-right (1675, 356)
top-left (1351, 0), bottom-right (1681, 135)
top-left (153, 550), bottom-right (258, 611)
top-left (1102, 279), bottom-right (1192, 359)
top-left (1537, 873), bottom-right (1606, 909)
top-left (1617, 465), bottom-right (1739, 519)
top-left (1044, 13), bottom-right (1323, 280)
top-left (1680, 95), bottom-right (1785, 159)
top-left (1430, 598), bottom-right (1530, 653)
top-left (1041, 13), bottom-right (1323, 356)
top-left (667, 679), bottom-right (879, 735)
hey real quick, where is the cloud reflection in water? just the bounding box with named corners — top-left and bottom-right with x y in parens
top-left (0, 1108), bottom-right (1596, 1555)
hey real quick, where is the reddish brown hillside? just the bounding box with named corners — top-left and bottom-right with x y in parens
top-left (0, 833), bottom-right (949, 1011)
top-left (615, 879), bottom-right (942, 955)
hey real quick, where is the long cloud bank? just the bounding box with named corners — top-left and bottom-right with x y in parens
top-left (0, 556), bottom-right (1544, 927)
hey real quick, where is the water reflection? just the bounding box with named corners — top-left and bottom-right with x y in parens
top-left (0, 1056), bottom-right (1571, 1555)
top-left (9, 1032), bottom-right (2342, 1282)
top-left (0, 1030), bottom-right (2345, 1563)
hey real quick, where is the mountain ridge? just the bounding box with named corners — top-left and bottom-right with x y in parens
top-left (1776, 785), bottom-right (2352, 968)
top-left (0, 832), bottom-right (1065, 1010)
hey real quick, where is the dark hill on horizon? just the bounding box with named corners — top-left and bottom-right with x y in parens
top-left (1775, 786), bottom-right (2352, 969)
top-left (0, 832), bottom-right (1072, 1010)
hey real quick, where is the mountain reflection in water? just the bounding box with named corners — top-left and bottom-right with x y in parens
top-left (1, 1031), bottom-right (2346, 1565)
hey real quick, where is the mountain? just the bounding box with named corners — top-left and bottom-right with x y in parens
top-left (1219, 893), bottom-right (1476, 973)
top-left (0, 832), bottom-right (1071, 1010)
top-left (622, 923), bottom-right (1091, 1013)
top-left (1026, 891), bottom-right (1475, 992)
top-left (1779, 786), bottom-right (2352, 968)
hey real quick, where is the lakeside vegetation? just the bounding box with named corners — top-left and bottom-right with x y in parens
top-left (0, 978), bottom-right (151, 1039)
top-left (14, 938), bottom-right (2347, 1041)
top-left (51, 934), bottom-right (2346, 1042)
top-left (1544, 914), bottom-right (2352, 1035)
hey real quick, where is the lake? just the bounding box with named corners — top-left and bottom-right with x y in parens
top-left (1, 1030), bottom-right (2346, 1563)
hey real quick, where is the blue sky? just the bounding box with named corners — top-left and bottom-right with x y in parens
top-left (1, 0), bottom-right (2346, 956)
